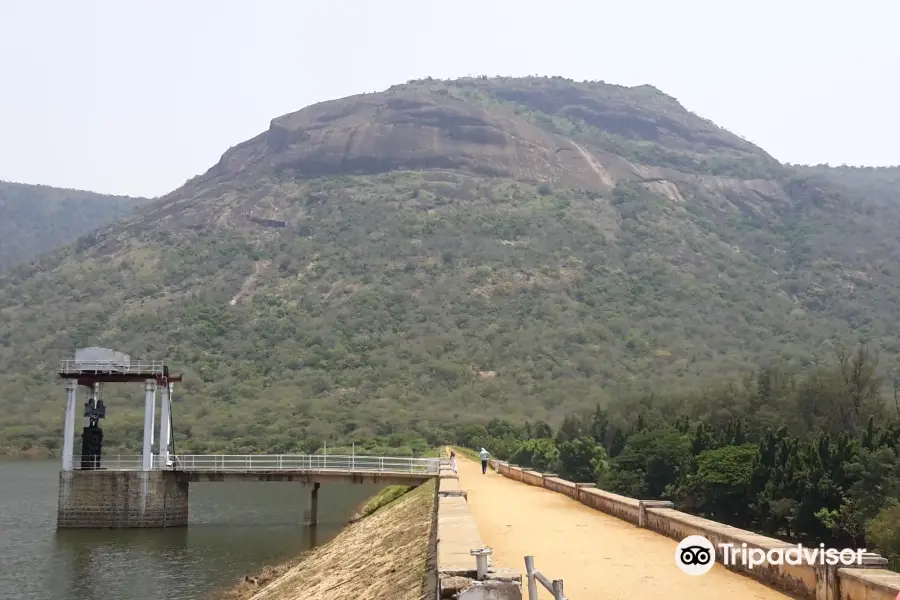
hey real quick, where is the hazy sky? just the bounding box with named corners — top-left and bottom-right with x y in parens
top-left (1, 0), bottom-right (897, 198)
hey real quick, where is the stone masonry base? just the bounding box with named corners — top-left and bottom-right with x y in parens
top-left (57, 470), bottom-right (189, 528)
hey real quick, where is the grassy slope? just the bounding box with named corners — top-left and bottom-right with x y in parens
top-left (351, 485), bottom-right (413, 521)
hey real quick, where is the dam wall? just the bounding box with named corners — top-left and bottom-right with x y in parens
top-left (492, 459), bottom-right (900, 600)
top-left (437, 453), bottom-right (522, 599)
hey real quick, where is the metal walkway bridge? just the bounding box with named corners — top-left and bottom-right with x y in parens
top-left (77, 453), bottom-right (441, 482)
top-left (55, 351), bottom-right (442, 529)
top-left (59, 453), bottom-right (441, 528)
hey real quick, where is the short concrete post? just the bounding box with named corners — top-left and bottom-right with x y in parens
top-left (855, 552), bottom-right (889, 568)
top-left (62, 380), bottom-right (78, 471)
top-left (638, 500), bottom-right (673, 528)
top-left (142, 379), bottom-right (157, 471)
top-left (471, 547), bottom-right (492, 580)
top-left (574, 482), bottom-right (595, 502)
top-left (816, 552), bottom-right (889, 600)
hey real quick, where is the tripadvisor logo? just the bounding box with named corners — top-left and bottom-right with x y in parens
top-left (675, 535), bottom-right (867, 575)
top-left (676, 535), bottom-right (716, 575)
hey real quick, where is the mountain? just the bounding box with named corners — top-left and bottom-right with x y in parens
top-left (2, 76), bottom-right (899, 456)
top-left (0, 181), bottom-right (149, 270)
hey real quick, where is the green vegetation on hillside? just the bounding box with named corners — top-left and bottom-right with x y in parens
top-left (0, 180), bottom-right (148, 270)
top-left (0, 77), bottom-right (899, 460)
top-left (793, 165), bottom-right (900, 207)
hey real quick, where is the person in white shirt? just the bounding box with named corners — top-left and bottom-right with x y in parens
top-left (479, 448), bottom-right (490, 474)
top-left (449, 451), bottom-right (458, 474)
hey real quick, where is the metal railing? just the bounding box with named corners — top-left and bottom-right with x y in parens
top-left (169, 454), bottom-right (440, 473)
top-left (525, 556), bottom-right (567, 600)
top-left (75, 455), bottom-right (144, 470)
top-left (70, 454), bottom-right (441, 474)
top-left (58, 360), bottom-right (165, 375)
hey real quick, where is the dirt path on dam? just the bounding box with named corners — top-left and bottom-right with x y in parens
top-left (457, 456), bottom-right (793, 600)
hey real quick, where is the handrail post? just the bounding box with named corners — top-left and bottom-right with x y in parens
top-left (524, 555), bottom-right (565, 599)
top-left (524, 556), bottom-right (539, 600)
top-left (552, 579), bottom-right (565, 600)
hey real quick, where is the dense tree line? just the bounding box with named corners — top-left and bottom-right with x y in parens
top-left (452, 345), bottom-right (900, 568)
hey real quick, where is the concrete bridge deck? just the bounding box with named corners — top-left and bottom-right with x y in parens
top-left (456, 455), bottom-right (793, 600)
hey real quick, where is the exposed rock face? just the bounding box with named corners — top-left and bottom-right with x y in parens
top-left (198, 90), bottom-right (663, 193)
top-left (485, 81), bottom-right (771, 156)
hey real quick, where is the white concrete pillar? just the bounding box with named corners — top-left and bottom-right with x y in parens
top-left (142, 379), bottom-right (157, 471)
top-left (159, 382), bottom-right (171, 466)
top-left (62, 380), bottom-right (78, 471)
top-left (149, 384), bottom-right (156, 449)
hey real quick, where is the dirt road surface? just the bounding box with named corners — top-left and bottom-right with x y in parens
top-left (457, 456), bottom-right (793, 599)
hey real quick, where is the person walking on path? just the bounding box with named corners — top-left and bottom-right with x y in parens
top-left (479, 448), bottom-right (490, 474)
top-left (449, 451), bottom-right (458, 474)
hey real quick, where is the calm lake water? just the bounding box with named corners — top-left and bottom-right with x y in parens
top-left (0, 460), bottom-right (380, 600)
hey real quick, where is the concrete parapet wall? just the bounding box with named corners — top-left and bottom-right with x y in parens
top-left (521, 470), bottom-right (543, 487)
top-left (57, 470), bottom-right (188, 528)
top-left (437, 495), bottom-right (486, 573)
top-left (839, 568), bottom-right (900, 600)
top-left (438, 450), bottom-right (521, 599)
top-left (542, 477), bottom-right (577, 499)
top-left (580, 487), bottom-right (640, 525)
top-left (490, 460), bottom-right (900, 600)
top-left (646, 506), bottom-right (817, 596)
top-left (439, 475), bottom-right (465, 498)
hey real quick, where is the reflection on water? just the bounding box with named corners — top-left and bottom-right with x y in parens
top-left (0, 460), bottom-right (378, 600)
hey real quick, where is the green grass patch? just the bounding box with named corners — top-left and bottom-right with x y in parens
top-left (452, 446), bottom-right (480, 461)
top-left (354, 485), bottom-right (412, 519)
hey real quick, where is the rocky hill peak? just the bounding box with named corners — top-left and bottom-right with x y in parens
top-left (2, 77), bottom-right (899, 456)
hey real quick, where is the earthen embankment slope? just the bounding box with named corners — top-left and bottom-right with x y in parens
top-left (230, 480), bottom-right (434, 600)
